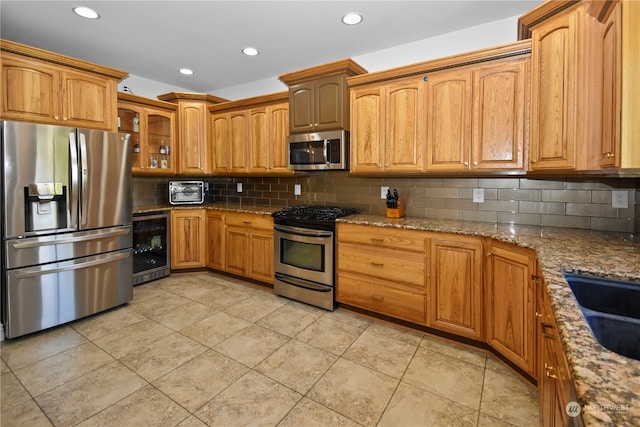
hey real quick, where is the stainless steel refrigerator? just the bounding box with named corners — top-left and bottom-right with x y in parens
top-left (1, 121), bottom-right (133, 339)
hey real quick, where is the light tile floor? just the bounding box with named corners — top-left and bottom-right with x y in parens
top-left (0, 272), bottom-right (540, 427)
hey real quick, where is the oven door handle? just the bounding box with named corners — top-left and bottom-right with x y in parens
top-left (275, 273), bottom-right (332, 292)
top-left (274, 224), bottom-right (333, 238)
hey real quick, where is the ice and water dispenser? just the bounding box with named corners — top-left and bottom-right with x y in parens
top-left (23, 182), bottom-right (68, 233)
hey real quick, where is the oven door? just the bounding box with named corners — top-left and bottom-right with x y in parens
top-left (274, 224), bottom-right (333, 286)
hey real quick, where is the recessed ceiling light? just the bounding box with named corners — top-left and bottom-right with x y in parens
top-left (73, 6), bottom-right (100, 19)
top-left (341, 13), bottom-right (362, 25)
top-left (242, 47), bottom-right (259, 56)
top-left (179, 68), bottom-right (194, 75)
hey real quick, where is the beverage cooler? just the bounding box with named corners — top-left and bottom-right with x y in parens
top-left (133, 212), bottom-right (170, 285)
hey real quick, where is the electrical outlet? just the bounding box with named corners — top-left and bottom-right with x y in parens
top-left (612, 190), bottom-right (628, 208)
top-left (473, 188), bottom-right (485, 203)
top-left (236, 182), bottom-right (243, 193)
top-left (294, 184), bottom-right (301, 196)
top-left (381, 186), bottom-right (389, 199)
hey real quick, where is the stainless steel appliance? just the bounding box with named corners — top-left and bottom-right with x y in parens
top-left (1, 121), bottom-right (133, 339)
top-left (272, 205), bottom-right (356, 310)
top-left (133, 211), bottom-right (170, 285)
top-left (169, 180), bottom-right (205, 205)
top-left (287, 130), bottom-right (349, 171)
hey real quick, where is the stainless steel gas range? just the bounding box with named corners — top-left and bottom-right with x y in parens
top-left (272, 205), bottom-right (357, 310)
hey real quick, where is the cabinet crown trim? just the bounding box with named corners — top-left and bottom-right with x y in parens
top-left (279, 58), bottom-right (367, 85)
top-left (118, 92), bottom-right (178, 111)
top-left (157, 91), bottom-right (229, 104)
top-left (208, 91), bottom-right (289, 112)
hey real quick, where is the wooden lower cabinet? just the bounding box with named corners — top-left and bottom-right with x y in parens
top-left (336, 223), bottom-right (428, 325)
top-left (170, 209), bottom-right (206, 269)
top-left (427, 234), bottom-right (483, 340)
top-left (538, 276), bottom-right (583, 427)
top-left (224, 212), bottom-right (273, 283)
top-left (206, 210), bottom-right (225, 270)
top-left (485, 241), bottom-right (537, 376)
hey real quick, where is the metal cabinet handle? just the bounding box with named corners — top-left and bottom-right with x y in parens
top-left (370, 262), bottom-right (384, 267)
top-left (370, 238), bottom-right (384, 243)
top-left (371, 294), bottom-right (384, 302)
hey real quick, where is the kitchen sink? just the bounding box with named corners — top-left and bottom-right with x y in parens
top-left (564, 274), bottom-right (640, 360)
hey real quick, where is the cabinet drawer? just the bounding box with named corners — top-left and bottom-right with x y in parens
top-left (337, 223), bottom-right (427, 252)
top-left (224, 213), bottom-right (273, 230)
top-left (337, 272), bottom-right (426, 325)
top-left (338, 242), bottom-right (425, 288)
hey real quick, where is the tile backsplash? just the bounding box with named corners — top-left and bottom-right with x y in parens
top-left (133, 174), bottom-right (640, 233)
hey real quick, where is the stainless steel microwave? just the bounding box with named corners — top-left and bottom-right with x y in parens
top-left (288, 130), bottom-right (349, 171)
top-left (169, 181), bottom-right (205, 205)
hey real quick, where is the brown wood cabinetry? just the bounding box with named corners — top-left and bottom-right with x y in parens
top-left (206, 210), bottom-right (225, 270)
top-left (1, 40), bottom-right (126, 130)
top-left (537, 276), bottom-right (583, 427)
top-left (157, 92), bottom-right (227, 175)
top-left (224, 212), bottom-right (274, 283)
top-left (210, 93), bottom-right (292, 175)
top-left (170, 209), bottom-right (206, 269)
top-left (279, 59), bottom-right (367, 134)
top-left (350, 78), bottom-right (425, 173)
top-left (336, 223), bottom-right (428, 325)
top-left (348, 41), bottom-right (530, 175)
top-left (485, 241), bottom-right (537, 376)
top-left (427, 234), bottom-right (483, 340)
top-left (118, 93), bottom-right (176, 174)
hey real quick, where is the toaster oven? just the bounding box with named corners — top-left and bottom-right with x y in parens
top-left (169, 181), bottom-right (205, 205)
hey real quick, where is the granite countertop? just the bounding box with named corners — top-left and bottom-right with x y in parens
top-left (132, 203), bottom-right (280, 216)
top-left (338, 214), bottom-right (640, 426)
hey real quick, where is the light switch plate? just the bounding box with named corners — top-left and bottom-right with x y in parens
top-left (381, 186), bottom-right (389, 199)
top-left (294, 184), bottom-right (301, 196)
top-left (236, 182), bottom-right (243, 193)
top-left (473, 188), bottom-right (485, 203)
top-left (612, 190), bottom-right (628, 208)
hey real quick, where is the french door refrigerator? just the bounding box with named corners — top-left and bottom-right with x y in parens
top-left (1, 121), bottom-right (133, 339)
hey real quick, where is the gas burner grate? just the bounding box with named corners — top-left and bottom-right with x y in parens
top-left (272, 205), bottom-right (357, 223)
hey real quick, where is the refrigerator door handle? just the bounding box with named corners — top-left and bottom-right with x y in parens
top-left (68, 130), bottom-right (79, 229)
top-left (78, 131), bottom-right (89, 228)
top-left (11, 227), bottom-right (130, 249)
top-left (13, 251), bottom-right (130, 279)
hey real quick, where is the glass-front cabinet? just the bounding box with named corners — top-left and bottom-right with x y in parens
top-left (117, 93), bottom-right (177, 174)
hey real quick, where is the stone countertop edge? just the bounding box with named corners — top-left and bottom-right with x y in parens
top-left (132, 203), bottom-right (280, 216)
top-left (337, 214), bottom-right (640, 427)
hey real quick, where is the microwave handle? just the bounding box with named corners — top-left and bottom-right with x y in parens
top-left (324, 139), bottom-right (330, 164)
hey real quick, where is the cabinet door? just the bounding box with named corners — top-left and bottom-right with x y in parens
top-left (179, 102), bottom-right (207, 174)
top-left (268, 102), bottom-right (291, 173)
top-left (1, 54), bottom-right (61, 124)
top-left (61, 69), bottom-right (116, 130)
top-left (147, 111), bottom-right (175, 173)
top-left (486, 242), bottom-right (537, 375)
top-left (530, 9), bottom-right (580, 170)
top-left (289, 81), bottom-right (314, 133)
top-left (425, 70), bottom-right (473, 171)
top-left (472, 58), bottom-right (528, 170)
top-left (248, 229), bottom-right (273, 283)
top-left (385, 79), bottom-right (425, 172)
top-left (211, 113), bottom-right (230, 173)
top-left (206, 211), bottom-right (225, 270)
top-left (314, 75), bottom-right (345, 132)
top-left (230, 111), bottom-right (249, 173)
top-left (599, 2), bottom-right (621, 168)
top-left (225, 227), bottom-right (248, 276)
top-left (118, 104), bottom-right (145, 173)
top-left (249, 107), bottom-right (269, 173)
top-left (350, 85), bottom-right (385, 173)
top-left (170, 209), bottom-right (206, 269)
top-left (428, 235), bottom-right (483, 340)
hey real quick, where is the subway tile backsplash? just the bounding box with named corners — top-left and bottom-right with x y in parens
top-left (133, 174), bottom-right (640, 233)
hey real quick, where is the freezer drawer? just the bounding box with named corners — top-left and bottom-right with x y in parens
top-left (5, 225), bottom-right (132, 270)
top-left (5, 248), bottom-right (133, 339)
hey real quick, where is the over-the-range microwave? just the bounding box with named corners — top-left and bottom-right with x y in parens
top-left (288, 130), bottom-right (349, 171)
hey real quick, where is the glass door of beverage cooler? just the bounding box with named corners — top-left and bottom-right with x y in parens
top-left (132, 212), bottom-right (170, 285)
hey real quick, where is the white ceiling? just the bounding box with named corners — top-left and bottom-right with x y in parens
top-left (1, 1), bottom-right (542, 94)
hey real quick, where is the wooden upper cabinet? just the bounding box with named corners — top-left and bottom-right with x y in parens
top-left (350, 78), bottom-right (424, 173)
top-left (118, 93), bottom-right (177, 175)
top-left (230, 111), bottom-right (249, 173)
top-left (249, 101), bottom-right (291, 174)
top-left (425, 69), bottom-right (473, 171)
top-left (157, 92), bottom-right (228, 175)
top-left (211, 112), bottom-right (231, 173)
top-left (472, 58), bottom-right (529, 170)
top-left (1, 40), bottom-right (126, 130)
top-left (279, 59), bottom-right (367, 134)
